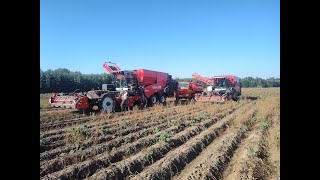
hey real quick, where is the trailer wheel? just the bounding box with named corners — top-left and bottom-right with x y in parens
top-left (98, 94), bottom-right (115, 113)
top-left (159, 94), bottom-right (166, 105)
top-left (148, 94), bottom-right (158, 107)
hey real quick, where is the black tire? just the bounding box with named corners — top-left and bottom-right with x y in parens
top-left (131, 101), bottom-right (143, 110)
top-left (98, 94), bottom-right (116, 113)
top-left (174, 97), bottom-right (180, 106)
top-left (159, 94), bottom-right (166, 106)
top-left (137, 101), bottom-right (143, 110)
top-left (175, 98), bottom-right (182, 105)
top-left (82, 107), bottom-right (92, 115)
top-left (148, 94), bottom-right (158, 107)
top-left (190, 95), bottom-right (195, 104)
top-left (232, 93), bottom-right (239, 101)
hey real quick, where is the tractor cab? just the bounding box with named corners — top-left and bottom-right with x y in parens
top-left (111, 70), bottom-right (138, 91)
top-left (213, 77), bottom-right (231, 95)
top-left (178, 82), bottom-right (190, 89)
top-left (102, 84), bottom-right (116, 91)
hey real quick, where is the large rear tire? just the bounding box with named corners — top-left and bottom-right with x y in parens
top-left (232, 93), bottom-right (239, 101)
top-left (148, 94), bottom-right (158, 107)
top-left (98, 94), bottom-right (115, 113)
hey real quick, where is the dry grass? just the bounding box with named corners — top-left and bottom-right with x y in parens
top-left (40, 93), bottom-right (52, 109)
top-left (40, 109), bottom-right (88, 124)
top-left (242, 87), bottom-right (280, 98)
top-left (254, 95), bottom-right (280, 120)
top-left (244, 87), bottom-right (280, 179)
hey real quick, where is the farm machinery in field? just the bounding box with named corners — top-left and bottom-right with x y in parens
top-left (192, 73), bottom-right (241, 103)
top-left (175, 81), bottom-right (203, 104)
top-left (49, 62), bottom-right (178, 112)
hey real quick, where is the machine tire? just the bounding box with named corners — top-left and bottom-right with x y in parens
top-left (232, 93), bottom-right (239, 101)
top-left (98, 94), bottom-right (116, 113)
top-left (190, 94), bottom-right (195, 104)
top-left (137, 101), bottom-right (143, 110)
top-left (82, 106), bottom-right (93, 115)
top-left (159, 94), bottom-right (166, 106)
top-left (175, 98), bottom-right (182, 105)
top-left (148, 94), bottom-right (158, 107)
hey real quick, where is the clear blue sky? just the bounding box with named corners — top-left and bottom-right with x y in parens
top-left (40, 0), bottom-right (279, 79)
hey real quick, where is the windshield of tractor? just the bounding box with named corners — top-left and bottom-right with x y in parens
top-left (178, 83), bottom-right (189, 88)
top-left (214, 78), bottom-right (227, 88)
top-left (112, 71), bottom-right (137, 89)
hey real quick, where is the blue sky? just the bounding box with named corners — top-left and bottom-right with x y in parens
top-left (40, 0), bottom-right (279, 79)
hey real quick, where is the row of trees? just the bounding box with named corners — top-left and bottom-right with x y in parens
top-left (176, 77), bottom-right (280, 88)
top-left (240, 77), bottom-right (280, 88)
top-left (40, 68), bottom-right (280, 93)
top-left (40, 68), bottom-right (112, 93)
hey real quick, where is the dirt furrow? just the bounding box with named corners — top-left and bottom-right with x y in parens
top-left (40, 106), bottom-right (209, 160)
top-left (42, 108), bottom-right (238, 179)
top-left (40, 121), bottom-right (176, 176)
top-left (41, 106), bottom-right (201, 144)
top-left (86, 107), bottom-right (242, 180)
top-left (40, 100), bottom-right (253, 179)
top-left (40, 104), bottom-right (184, 132)
top-left (263, 115), bottom-right (280, 179)
top-left (40, 121), bottom-right (160, 161)
top-left (40, 103), bottom-right (204, 145)
top-left (40, 117), bottom-right (92, 131)
top-left (221, 124), bottom-right (265, 180)
top-left (40, 121), bottom-right (158, 153)
top-left (132, 106), bottom-right (256, 180)
top-left (41, 125), bottom-right (183, 180)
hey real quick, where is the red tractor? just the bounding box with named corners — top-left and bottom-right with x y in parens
top-left (192, 73), bottom-right (241, 103)
top-left (49, 62), bottom-right (177, 112)
top-left (175, 82), bottom-right (203, 104)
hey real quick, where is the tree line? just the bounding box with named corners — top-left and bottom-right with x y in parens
top-left (40, 68), bottom-right (112, 93)
top-left (176, 77), bottom-right (280, 88)
top-left (40, 68), bottom-right (280, 93)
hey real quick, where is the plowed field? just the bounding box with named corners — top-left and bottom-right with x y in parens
top-left (40, 88), bottom-right (280, 180)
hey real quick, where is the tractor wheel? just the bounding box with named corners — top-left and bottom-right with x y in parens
top-left (98, 94), bottom-right (115, 113)
top-left (190, 98), bottom-right (195, 104)
top-left (148, 94), bottom-right (158, 107)
top-left (175, 98), bottom-right (182, 105)
top-left (131, 101), bottom-right (143, 111)
top-left (232, 93), bottom-right (239, 101)
top-left (189, 94), bottom-right (195, 104)
top-left (83, 106), bottom-right (93, 115)
top-left (174, 97), bottom-right (180, 106)
top-left (137, 101), bottom-right (143, 110)
top-left (159, 94), bottom-right (166, 106)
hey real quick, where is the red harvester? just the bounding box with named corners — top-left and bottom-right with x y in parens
top-left (175, 81), bottom-right (203, 103)
top-left (192, 73), bottom-right (241, 103)
top-left (49, 62), bottom-right (177, 112)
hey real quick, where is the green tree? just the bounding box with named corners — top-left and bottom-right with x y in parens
top-left (241, 79), bottom-right (249, 87)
